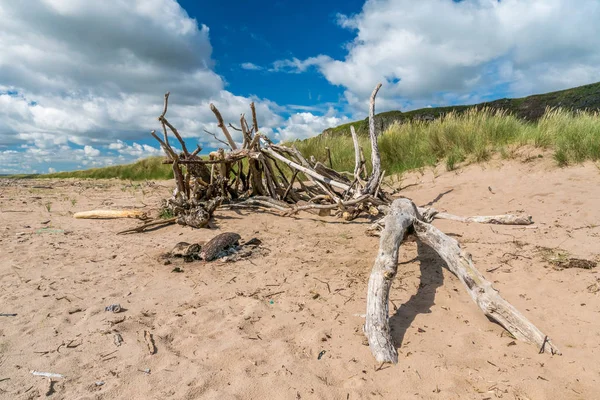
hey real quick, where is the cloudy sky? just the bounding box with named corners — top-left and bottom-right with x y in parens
top-left (1, 0), bottom-right (600, 174)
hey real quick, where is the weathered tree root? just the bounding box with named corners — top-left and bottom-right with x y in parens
top-left (365, 198), bottom-right (560, 364)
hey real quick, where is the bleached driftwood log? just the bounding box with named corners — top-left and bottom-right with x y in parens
top-left (365, 199), bottom-right (418, 363)
top-left (366, 206), bottom-right (533, 237)
top-left (365, 198), bottom-right (559, 364)
top-left (74, 210), bottom-right (147, 219)
top-left (418, 207), bottom-right (533, 225)
top-left (412, 219), bottom-right (560, 355)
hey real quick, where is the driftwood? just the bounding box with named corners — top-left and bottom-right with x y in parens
top-left (367, 205), bottom-right (534, 236)
top-left (365, 199), bottom-right (417, 363)
top-left (117, 84), bottom-right (561, 367)
top-left (365, 198), bottom-right (560, 364)
top-left (350, 125), bottom-right (363, 182)
top-left (418, 207), bottom-right (533, 225)
top-left (74, 210), bottom-right (148, 220)
top-left (117, 217), bottom-right (177, 235)
top-left (364, 84), bottom-right (383, 195)
top-left (119, 90), bottom-right (389, 235)
top-left (413, 219), bottom-right (560, 354)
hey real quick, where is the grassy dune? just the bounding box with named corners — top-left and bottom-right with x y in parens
top-left (15, 108), bottom-right (600, 181)
top-left (323, 81), bottom-right (600, 137)
top-left (293, 108), bottom-right (600, 174)
top-left (43, 156), bottom-right (173, 180)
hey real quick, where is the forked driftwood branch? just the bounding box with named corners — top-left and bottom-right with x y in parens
top-left (365, 198), bottom-right (560, 364)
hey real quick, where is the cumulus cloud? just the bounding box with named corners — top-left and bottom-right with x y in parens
top-left (83, 145), bottom-right (100, 157)
top-left (0, 144), bottom-right (116, 174)
top-left (275, 0), bottom-right (600, 115)
top-left (272, 108), bottom-right (350, 142)
top-left (108, 140), bottom-right (162, 157)
top-left (0, 0), bottom-right (291, 167)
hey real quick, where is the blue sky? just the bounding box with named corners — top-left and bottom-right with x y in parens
top-left (1, 0), bottom-right (600, 174)
top-left (181, 0), bottom-right (364, 107)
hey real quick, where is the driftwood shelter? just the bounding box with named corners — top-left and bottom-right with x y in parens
top-left (129, 84), bottom-right (560, 364)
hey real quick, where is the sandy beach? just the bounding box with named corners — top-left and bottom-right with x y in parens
top-left (1, 155), bottom-right (599, 399)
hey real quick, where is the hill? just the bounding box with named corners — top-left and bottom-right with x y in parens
top-left (323, 81), bottom-right (600, 137)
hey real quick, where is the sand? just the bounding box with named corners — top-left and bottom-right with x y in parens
top-left (1, 154), bottom-right (599, 399)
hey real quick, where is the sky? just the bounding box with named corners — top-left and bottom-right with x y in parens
top-left (1, 0), bottom-right (600, 174)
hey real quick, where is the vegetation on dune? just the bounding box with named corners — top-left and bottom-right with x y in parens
top-left (41, 156), bottom-right (174, 180)
top-left (13, 102), bottom-right (600, 181)
top-left (324, 81), bottom-right (600, 137)
top-left (292, 108), bottom-right (600, 174)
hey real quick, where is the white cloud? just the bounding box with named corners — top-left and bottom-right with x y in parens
top-left (83, 145), bottom-right (100, 157)
top-left (273, 108), bottom-right (350, 142)
top-left (0, 0), bottom-right (287, 163)
top-left (0, 144), bottom-right (117, 174)
top-left (48, 167), bottom-right (56, 173)
top-left (108, 140), bottom-right (162, 158)
top-left (241, 62), bottom-right (263, 71)
top-left (275, 0), bottom-right (600, 115)
top-left (271, 56), bottom-right (332, 74)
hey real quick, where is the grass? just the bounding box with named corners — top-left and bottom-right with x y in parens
top-left (12, 107), bottom-right (600, 181)
top-left (324, 81), bottom-right (600, 136)
top-left (294, 107), bottom-right (600, 174)
top-left (158, 207), bottom-right (175, 219)
top-left (42, 156), bottom-right (173, 180)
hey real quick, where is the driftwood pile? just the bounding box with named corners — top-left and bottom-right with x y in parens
top-left (144, 85), bottom-right (390, 231)
top-left (127, 83), bottom-right (560, 364)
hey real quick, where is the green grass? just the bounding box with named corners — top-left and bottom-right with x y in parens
top-left (12, 107), bottom-right (600, 181)
top-left (324, 81), bottom-right (600, 137)
top-left (294, 108), bottom-right (600, 174)
top-left (41, 156), bottom-right (174, 180)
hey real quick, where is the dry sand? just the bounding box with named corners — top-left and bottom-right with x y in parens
top-left (1, 154), bottom-right (599, 399)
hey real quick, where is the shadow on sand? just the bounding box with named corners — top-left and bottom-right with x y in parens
top-left (389, 240), bottom-right (445, 349)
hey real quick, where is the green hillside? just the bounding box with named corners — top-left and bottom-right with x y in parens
top-left (324, 81), bottom-right (600, 137)
top-left (293, 107), bottom-right (600, 175)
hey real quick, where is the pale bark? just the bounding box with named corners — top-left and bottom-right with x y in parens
top-left (210, 103), bottom-right (238, 150)
top-left (250, 102), bottom-right (259, 134)
top-left (365, 198), bottom-right (418, 363)
top-left (413, 219), bottom-right (560, 355)
top-left (263, 147), bottom-right (352, 192)
top-left (365, 198), bottom-right (560, 364)
top-left (364, 83), bottom-right (383, 194)
top-left (74, 210), bottom-right (147, 219)
top-left (419, 207), bottom-right (533, 225)
top-left (350, 125), bottom-right (361, 180)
